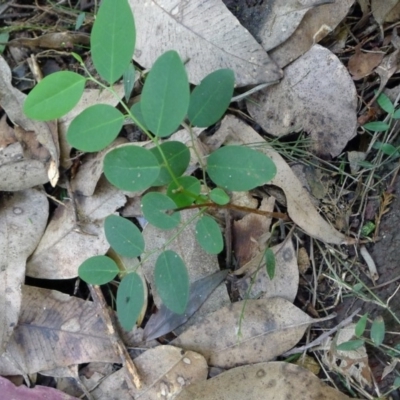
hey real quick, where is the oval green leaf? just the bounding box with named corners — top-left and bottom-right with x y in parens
top-left (67, 104), bottom-right (124, 152)
top-left (91, 0), bottom-right (135, 84)
top-left (78, 255), bottom-right (119, 285)
top-left (123, 63), bottom-right (136, 102)
top-left (376, 92), bottom-right (394, 114)
top-left (141, 192), bottom-right (180, 230)
top-left (104, 145), bottom-right (160, 192)
top-left (393, 109), bottom-right (400, 119)
top-left (24, 71), bottom-right (85, 120)
top-left (117, 272), bottom-right (145, 331)
top-left (167, 176), bottom-right (201, 208)
top-left (355, 313), bottom-right (368, 337)
top-left (130, 102), bottom-right (148, 130)
top-left (104, 215), bottom-right (144, 258)
top-left (210, 188), bottom-right (230, 205)
top-left (265, 248), bottom-right (276, 280)
top-left (141, 50), bottom-right (189, 137)
top-left (188, 69), bottom-right (234, 127)
top-left (150, 141), bottom-right (191, 186)
top-left (363, 121), bottom-right (390, 132)
top-left (371, 316), bottom-right (385, 346)
top-left (336, 339), bottom-right (365, 351)
top-left (195, 215), bottom-right (223, 254)
top-left (207, 146), bottom-right (276, 191)
top-left (154, 250), bottom-right (189, 314)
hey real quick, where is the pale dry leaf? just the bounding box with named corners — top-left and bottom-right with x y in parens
top-left (348, 44), bottom-right (384, 80)
top-left (172, 297), bottom-right (313, 368)
top-left (129, 0), bottom-right (283, 86)
top-left (59, 85), bottom-right (126, 169)
top-left (0, 285), bottom-right (120, 375)
top-left (0, 189), bottom-right (48, 352)
top-left (371, 0), bottom-right (399, 24)
top-left (26, 177), bottom-right (126, 279)
top-left (142, 209), bottom-right (230, 332)
top-left (235, 240), bottom-right (299, 303)
top-left (175, 361), bottom-right (353, 400)
top-left (0, 56), bottom-right (59, 185)
top-left (0, 114), bottom-right (16, 148)
top-left (91, 346), bottom-right (207, 400)
top-left (247, 45), bottom-right (357, 158)
top-left (203, 115), bottom-right (350, 245)
top-left (269, 0), bottom-right (354, 68)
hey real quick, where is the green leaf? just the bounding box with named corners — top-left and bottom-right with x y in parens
top-left (130, 102), bottom-right (148, 130)
top-left (75, 12), bottom-right (86, 30)
top-left (0, 32), bottom-right (9, 54)
top-left (104, 215), bottom-right (144, 258)
top-left (372, 141), bottom-right (399, 157)
top-left (104, 145), bottom-right (160, 192)
top-left (353, 283), bottom-right (364, 293)
top-left (78, 255), bottom-right (119, 285)
top-left (141, 192), bottom-right (180, 229)
top-left (265, 248), bottom-right (276, 280)
top-left (91, 0), bottom-right (135, 84)
top-left (336, 339), bottom-right (365, 351)
top-left (188, 69), bottom-right (234, 127)
top-left (393, 109), bottom-right (400, 119)
top-left (210, 188), bottom-right (230, 205)
top-left (357, 160), bottom-right (374, 169)
top-left (207, 146), bottom-right (276, 191)
top-left (371, 316), bottom-right (385, 346)
top-left (363, 121), bottom-right (390, 132)
top-left (24, 71), bottom-right (85, 120)
top-left (123, 63), bottom-right (136, 102)
top-left (67, 104), bottom-right (124, 152)
top-left (393, 377), bottom-right (400, 389)
top-left (376, 92), bottom-right (395, 114)
top-left (355, 314), bottom-right (368, 337)
top-left (150, 142), bottom-right (191, 186)
top-left (195, 215), bottom-right (223, 254)
top-left (154, 250), bottom-right (189, 314)
top-left (167, 176), bottom-right (201, 208)
top-left (141, 50), bottom-right (189, 137)
top-left (117, 272), bottom-right (144, 331)
top-left (361, 221), bottom-right (375, 237)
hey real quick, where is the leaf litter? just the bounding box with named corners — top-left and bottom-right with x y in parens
top-left (0, 0), bottom-right (396, 398)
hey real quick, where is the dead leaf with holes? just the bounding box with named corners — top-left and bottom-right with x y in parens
top-left (0, 285), bottom-right (121, 375)
top-left (247, 45), bottom-right (357, 158)
top-left (26, 177), bottom-right (126, 279)
top-left (348, 44), bottom-right (384, 80)
top-left (175, 361), bottom-right (353, 400)
top-left (172, 297), bottom-right (313, 368)
top-left (90, 346), bottom-right (207, 400)
top-left (129, 0), bottom-right (282, 86)
top-left (0, 189), bottom-right (48, 353)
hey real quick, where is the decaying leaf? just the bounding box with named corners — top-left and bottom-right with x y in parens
top-left (0, 286), bottom-right (121, 375)
top-left (91, 346), bottom-right (207, 399)
top-left (129, 0), bottom-right (283, 86)
top-left (203, 115), bottom-right (350, 245)
top-left (371, 0), bottom-right (400, 24)
top-left (235, 240), bottom-right (299, 303)
top-left (175, 361), bottom-right (353, 399)
top-left (26, 177), bottom-right (126, 279)
top-left (348, 44), bottom-right (384, 80)
top-left (247, 45), bottom-right (357, 158)
top-left (269, 0), bottom-right (354, 68)
top-left (172, 297), bottom-right (313, 368)
top-left (0, 189), bottom-right (48, 352)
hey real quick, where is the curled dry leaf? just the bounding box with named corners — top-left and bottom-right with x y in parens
top-left (26, 177), bottom-right (126, 279)
top-left (0, 189), bottom-right (48, 352)
top-left (235, 240), bottom-right (299, 303)
top-left (0, 56), bottom-right (59, 187)
top-left (172, 297), bottom-right (313, 368)
top-left (175, 361), bottom-right (353, 400)
top-left (129, 0), bottom-right (283, 86)
top-left (0, 286), bottom-right (121, 375)
top-left (91, 346), bottom-right (207, 400)
top-left (269, 0), bottom-right (354, 68)
top-left (203, 115), bottom-right (350, 245)
top-left (247, 45), bottom-right (357, 158)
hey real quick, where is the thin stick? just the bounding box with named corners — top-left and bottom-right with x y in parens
top-left (88, 285), bottom-right (141, 390)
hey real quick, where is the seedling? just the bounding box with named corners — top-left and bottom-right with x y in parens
top-left (24, 0), bottom-right (278, 331)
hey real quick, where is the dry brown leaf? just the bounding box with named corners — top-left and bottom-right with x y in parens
top-left (247, 45), bottom-right (357, 158)
top-left (371, 0), bottom-right (399, 24)
top-left (175, 361), bottom-right (353, 400)
top-left (270, 0), bottom-right (354, 68)
top-left (235, 240), bottom-right (299, 303)
top-left (0, 114), bottom-right (16, 148)
top-left (0, 189), bottom-right (48, 353)
top-left (129, 0), bottom-right (283, 86)
top-left (0, 286), bottom-right (120, 375)
top-left (348, 44), bottom-right (384, 80)
top-left (26, 177), bottom-right (126, 279)
top-left (203, 115), bottom-right (350, 245)
top-left (91, 346), bottom-right (207, 399)
top-left (172, 297), bottom-right (313, 368)
top-left (142, 209), bottom-right (230, 332)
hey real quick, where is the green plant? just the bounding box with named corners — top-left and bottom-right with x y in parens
top-left (23, 0), bottom-right (277, 330)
